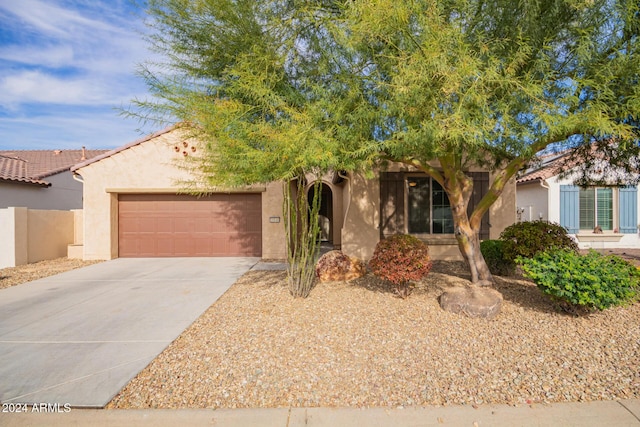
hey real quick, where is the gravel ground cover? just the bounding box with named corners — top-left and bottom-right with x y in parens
top-left (108, 259), bottom-right (640, 409)
top-left (0, 258), bottom-right (102, 290)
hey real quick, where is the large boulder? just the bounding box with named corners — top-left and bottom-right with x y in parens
top-left (316, 250), bottom-right (366, 282)
top-left (439, 286), bottom-right (503, 319)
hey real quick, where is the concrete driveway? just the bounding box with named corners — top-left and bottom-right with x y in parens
top-left (0, 257), bottom-right (258, 408)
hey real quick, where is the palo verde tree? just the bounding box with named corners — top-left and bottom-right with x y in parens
top-left (134, 0), bottom-right (640, 286)
top-left (322, 0), bottom-right (640, 284)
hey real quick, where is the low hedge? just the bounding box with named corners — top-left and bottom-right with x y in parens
top-left (518, 249), bottom-right (640, 313)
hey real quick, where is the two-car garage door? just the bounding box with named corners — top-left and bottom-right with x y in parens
top-left (118, 194), bottom-right (262, 257)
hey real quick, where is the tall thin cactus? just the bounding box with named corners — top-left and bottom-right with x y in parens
top-left (283, 174), bottom-right (322, 298)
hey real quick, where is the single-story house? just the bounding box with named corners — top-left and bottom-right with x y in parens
top-left (517, 152), bottom-right (639, 249)
top-left (71, 127), bottom-right (516, 261)
top-left (0, 148), bottom-right (108, 210)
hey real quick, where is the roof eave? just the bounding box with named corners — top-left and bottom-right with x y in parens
top-left (71, 125), bottom-right (178, 172)
top-left (0, 177), bottom-right (51, 187)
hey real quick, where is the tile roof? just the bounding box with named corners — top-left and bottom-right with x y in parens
top-left (71, 126), bottom-right (177, 172)
top-left (517, 152), bottom-right (569, 184)
top-left (0, 149), bottom-right (109, 186)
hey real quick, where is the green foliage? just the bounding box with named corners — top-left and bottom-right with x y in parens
top-left (519, 250), bottom-right (640, 313)
top-left (480, 240), bottom-right (515, 276)
top-left (369, 234), bottom-right (432, 298)
top-left (500, 221), bottom-right (578, 262)
top-left (135, 0), bottom-right (640, 283)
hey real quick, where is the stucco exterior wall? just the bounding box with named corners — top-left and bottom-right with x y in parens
top-left (516, 181), bottom-right (549, 222)
top-left (76, 129), bottom-right (286, 260)
top-left (488, 173), bottom-right (517, 239)
top-left (261, 181), bottom-right (287, 259)
top-left (0, 172), bottom-right (84, 210)
top-left (0, 207), bottom-right (74, 268)
top-left (341, 172), bottom-right (380, 261)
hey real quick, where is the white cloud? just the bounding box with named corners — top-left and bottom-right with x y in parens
top-left (0, 0), bottom-right (125, 39)
top-left (0, 44), bottom-right (75, 68)
top-left (0, 0), bottom-right (150, 75)
top-left (0, 1), bottom-right (158, 150)
top-left (0, 70), bottom-right (134, 107)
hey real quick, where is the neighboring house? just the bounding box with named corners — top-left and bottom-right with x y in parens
top-left (0, 148), bottom-right (109, 268)
top-left (0, 148), bottom-right (109, 210)
top-left (71, 127), bottom-right (516, 261)
top-left (517, 152), bottom-right (639, 249)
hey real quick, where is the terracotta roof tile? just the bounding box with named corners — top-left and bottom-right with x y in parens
top-left (0, 149), bottom-right (109, 186)
top-left (517, 152), bottom-right (569, 184)
top-left (71, 126), bottom-right (177, 172)
top-left (0, 154), bottom-right (48, 186)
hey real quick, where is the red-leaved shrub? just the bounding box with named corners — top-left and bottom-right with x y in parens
top-left (369, 234), bottom-right (432, 298)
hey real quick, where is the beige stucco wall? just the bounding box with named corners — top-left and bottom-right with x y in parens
top-left (27, 209), bottom-right (75, 263)
top-left (489, 174), bottom-right (517, 239)
top-left (0, 207), bottom-right (74, 268)
top-left (67, 209), bottom-right (84, 259)
top-left (75, 128), bottom-right (286, 260)
top-left (261, 181), bottom-right (287, 259)
top-left (341, 172), bottom-right (381, 261)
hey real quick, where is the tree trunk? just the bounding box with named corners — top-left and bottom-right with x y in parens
top-left (444, 171), bottom-right (494, 285)
top-left (439, 170), bottom-right (502, 318)
top-left (453, 218), bottom-right (493, 285)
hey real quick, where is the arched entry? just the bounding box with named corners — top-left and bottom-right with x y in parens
top-left (308, 182), bottom-right (333, 243)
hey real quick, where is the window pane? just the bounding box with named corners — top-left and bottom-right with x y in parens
top-left (432, 181), bottom-right (454, 234)
top-left (408, 177), bottom-right (430, 233)
top-left (597, 188), bottom-right (613, 230)
top-left (579, 188), bottom-right (595, 229)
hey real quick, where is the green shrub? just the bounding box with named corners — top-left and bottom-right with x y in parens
top-left (369, 234), bottom-right (432, 298)
top-left (500, 220), bottom-right (578, 262)
top-left (518, 249), bottom-right (640, 313)
top-left (480, 239), bottom-right (516, 276)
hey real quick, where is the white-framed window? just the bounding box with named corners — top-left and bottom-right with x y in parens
top-left (560, 185), bottom-right (637, 233)
top-left (579, 187), bottom-right (614, 230)
top-left (406, 176), bottom-right (454, 234)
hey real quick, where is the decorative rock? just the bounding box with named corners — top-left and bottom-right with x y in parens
top-left (439, 286), bottom-right (503, 319)
top-left (315, 250), bottom-right (366, 282)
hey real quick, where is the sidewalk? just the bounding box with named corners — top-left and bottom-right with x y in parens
top-left (2, 400), bottom-right (639, 426)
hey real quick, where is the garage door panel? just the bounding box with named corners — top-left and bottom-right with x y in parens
top-left (228, 235), bottom-right (261, 256)
top-left (118, 193), bottom-right (262, 257)
top-left (244, 212), bottom-right (262, 232)
top-left (194, 238), bottom-right (213, 255)
top-left (173, 238), bottom-right (194, 256)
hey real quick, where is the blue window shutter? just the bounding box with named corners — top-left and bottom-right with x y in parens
top-left (619, 186), bottom-right (637, 234)
top-left (560, 185), bottom-right (579, 233)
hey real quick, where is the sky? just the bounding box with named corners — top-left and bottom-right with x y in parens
top-left (0, 0), bottom-right (157, 150)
